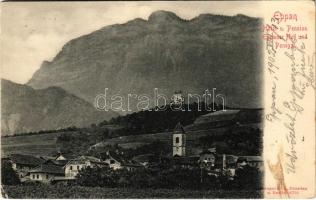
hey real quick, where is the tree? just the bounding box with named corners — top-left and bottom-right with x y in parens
top-left (233, 165), bottom-right (263, 190)
top-left (1, 159), bottom-right (20, 185)
top-left (128, 169), bottom-right (152, 188)
top-left (76, 166), bottom-right (116, 187)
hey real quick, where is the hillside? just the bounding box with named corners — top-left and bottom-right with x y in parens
top-left (28, 10), bottom-right (263, 112)
top-left (2, 122), bottom-right (262, 157)
top-left (90, 127), bottom-right (231, 150)
top-left (1, 132), bottom-right (62, 157)
top-left (2, 106), bottom-right (262, 156)
top-left (91, 109), bottom-right (263, 156)
top-left (1, 79), bottom-right (117, 135)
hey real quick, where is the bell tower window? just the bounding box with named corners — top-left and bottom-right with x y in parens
top-left (172, 122), bottom-right (186, 157)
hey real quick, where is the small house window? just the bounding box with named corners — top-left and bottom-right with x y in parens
top-left (36, 174), bottom-right (39, 179)
top-left (176, 137), bottom-right (179, 143)
top-left (32, 175), bottom-right (35, 179)
top-left (77, 166), bottom-right (80, 170)
top-left (70, 166), bottom-right (73, 170)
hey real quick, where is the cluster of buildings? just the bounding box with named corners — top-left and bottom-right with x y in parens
top-left (5, 152), bottom-right (143, 184)
top-left (171, 122), bottom-right (263, 177)
top-left (4, 121), bottom-right (263, 184)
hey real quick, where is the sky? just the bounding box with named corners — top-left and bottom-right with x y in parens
top-left (1, 1), bottom-right (264, 84)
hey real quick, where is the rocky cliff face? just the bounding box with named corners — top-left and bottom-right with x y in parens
top-left (28, 10), bottom-right (263, 111)
top-left (1, 79), bottom-right (117, 135)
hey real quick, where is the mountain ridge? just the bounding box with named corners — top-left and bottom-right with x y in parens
top-left (27, 10), bottom-right (263, 112)
top-left (1, 79), bottom-right (117, 135)
top-left (27, 10), bottom-right (261, 73)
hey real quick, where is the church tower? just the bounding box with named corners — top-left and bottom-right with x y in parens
top-left (173, 122), bottom-right (186, 157)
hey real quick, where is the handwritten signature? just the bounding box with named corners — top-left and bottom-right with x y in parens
top-left (283, 37), bottom-right (315, 174)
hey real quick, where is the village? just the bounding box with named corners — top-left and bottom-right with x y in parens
top-left (3, 121), bottom-right (263, 185)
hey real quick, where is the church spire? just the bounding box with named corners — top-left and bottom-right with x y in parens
top-left (174, 122), bottom-right (185, 134)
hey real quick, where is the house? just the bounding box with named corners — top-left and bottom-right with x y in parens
top-left (172, 155), bottom-right (200, 169)
top-left (9, 154), bottom-right (44, 181)
top-left (217, 154), bottom-right (238, 169)
top-left (199, 150), bottom-right (216, 170)
top-left (28, 164), bottom-right (64, 183)
top-left (55, 153), bottom-right (67, 161)
top-left (65, 156), bottom-right (108, 178)
top-left (198, 150), bottom-right (239, 178)
top-left (237, 156), bottom-right (263, 171)
top-left (40, 153), bottom-right (70, 167)
top-left (103, 151), bottom-right (124, 170)
top-left (236, 157), bottom-right (247, 168)
top-left (102, 151), bottom-right (147, 171)
top-left (219, 154), bottom-right (238, 178)
top-left (132, 154), bottom-right (160, 167)
top-left (121, 162), bottom-right (144, 172)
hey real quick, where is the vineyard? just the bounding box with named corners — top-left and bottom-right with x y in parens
top-left (3, 185), bottom-right (262, 198)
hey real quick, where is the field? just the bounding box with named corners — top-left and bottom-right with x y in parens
top-left (92, 126), bottom-right (231, 149)
top-left (1, 132), bottom-right (74, 157)
top-left (3, 185), bottom-right (263, 198)
top-left (1, 125), bottom-right (231, 156)
top-left (2, 121), bottom-right (261, 157)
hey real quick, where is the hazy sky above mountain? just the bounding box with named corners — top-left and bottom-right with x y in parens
top-left (1, 1), bottom-right (266, 84)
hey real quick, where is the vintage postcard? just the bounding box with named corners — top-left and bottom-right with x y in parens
top-left (0, 1), bottom-right (315, 199)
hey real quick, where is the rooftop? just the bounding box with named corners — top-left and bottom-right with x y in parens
top-left (10, 154), bottom-right (44, 166)
top-left (29, 164), bottom-right (64, 175)
top-left (173, 155), bottom-right (199, 165)
top-left (44, 159), bottom-right (68, 166)
top-left (174, 122), bottom-right (186, 134)
top-left (237, 156), bottom-right (262, 162)
top-left (67, 156), bottom-right (108, 165)
top-left (132, 154), bottom-right (157, 163)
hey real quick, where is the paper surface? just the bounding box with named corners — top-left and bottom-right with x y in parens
top-left (1, 1), bottom-right (315, 199)
top-left (262, 2), bottom-right (315, 198)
